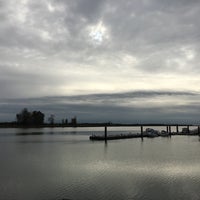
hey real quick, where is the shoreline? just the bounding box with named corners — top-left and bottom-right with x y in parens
top-left (0, 122), bottom-right (195, 129)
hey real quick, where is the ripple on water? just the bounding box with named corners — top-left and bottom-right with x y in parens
top-left (0, 131), bottom-right (200, 200)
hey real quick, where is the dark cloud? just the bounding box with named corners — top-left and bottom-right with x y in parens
top-left (0, 90), bottom-right (199, 123)
top-left (75, 0), bottom-right (105, 20)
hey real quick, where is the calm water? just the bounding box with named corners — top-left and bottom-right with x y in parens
top-left (0, 127), bottom-right (200, 200)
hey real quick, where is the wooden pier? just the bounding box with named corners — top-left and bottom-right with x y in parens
top-left (89, 124), bottom-right (200, 141)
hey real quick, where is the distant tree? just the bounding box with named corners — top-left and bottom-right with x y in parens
top-left (71, 116), bottom-right (77, 127)
top-left (32, 111), bottom-right (45, 125)
top-left (48, 114), bottom-right (55, 125)
top-left (16, 108), bottom-right (45, 125)
top-left (16, 108), bottom-right (31, 125)
top-left (61, 118), bottom-right (69, 125)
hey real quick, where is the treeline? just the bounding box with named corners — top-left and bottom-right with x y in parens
top-left (16, 108), bottom-right (45, 125)
top-left (15, 108), bottom-right (77, 127)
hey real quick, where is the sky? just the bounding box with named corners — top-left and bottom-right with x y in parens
top-left (1, 0), bottom-right (200, 123)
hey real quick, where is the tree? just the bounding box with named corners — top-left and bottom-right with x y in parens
top-left (32, 111), bottom-right (45, 125)
top-left (48, 114), bottom-right (55, 125)
top-left (16, 108), bottom-right (45, 125)
top-left (71, 116), bottom-right (77, 127)
top-left (16, 108), bottom-right (31, 125)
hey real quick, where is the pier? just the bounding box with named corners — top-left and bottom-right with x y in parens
top-left (89, 124), bottom-right (200, 141)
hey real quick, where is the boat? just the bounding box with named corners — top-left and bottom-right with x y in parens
top-left (159, 130), bottom-right (170, 137)
top-left (145, 128), bottom-right (159, 137)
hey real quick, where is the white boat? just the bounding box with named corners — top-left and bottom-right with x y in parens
top-left (145, 128), bottom-right (159, 137)
top-left (160, 130), bottom-right (170, 137)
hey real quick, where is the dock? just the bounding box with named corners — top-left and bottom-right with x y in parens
top-left (90, 133), bottom-right (141, 141)
top-left (89, 125), bottom-right (200, 141)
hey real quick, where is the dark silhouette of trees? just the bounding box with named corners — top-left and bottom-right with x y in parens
top-left (48, 114), bottom-right (55, 125)
top-left (16, 108), bottom-right (30, 125)
top-left (16, 108), bottom-right (45, 125)
top-left (71, 116), bottom-right (77, 127)
top-left (32, 111), bottom-right (45, 125)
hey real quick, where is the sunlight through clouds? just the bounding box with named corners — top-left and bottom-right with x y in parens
top-left (47, 2), bottom-right (55, 12)
top-left (1, 0), bottom-right (200, 122)
top-left (88, 21), bottom-right (109, 45)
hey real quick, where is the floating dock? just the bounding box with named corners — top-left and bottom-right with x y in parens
top-left (90, 133), bottom-right (141, 141)
top-left (89, 125), bottom-right (200, 141)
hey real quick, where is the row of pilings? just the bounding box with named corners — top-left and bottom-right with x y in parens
top-left (104, 125), bottom-right (200, 141)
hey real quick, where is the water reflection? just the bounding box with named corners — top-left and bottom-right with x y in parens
top-left (104, 140), bottom-right (108, 156)
top-left (0, 129), bottom-right (200, 200)
top-left (16, 132), bottom-right (44, 136)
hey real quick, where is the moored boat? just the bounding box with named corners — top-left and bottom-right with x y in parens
top-left (145, 128), bottom-right (159, 137)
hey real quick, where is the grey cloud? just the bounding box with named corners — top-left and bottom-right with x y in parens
top-left (0, 63), bottom-right (75, 98)
top-left (103, 0), bottom-right (200, 53)
top-left (1, 99), bottom-right (200, 124)
top-left (1, 0), bottom-right (200, 63)
top-left (1, 0), bottom-right (200, 120)
top-left (61, 90), bottom-right (196, 103)
top-left (151, 0), bottom-right (200, 10)
top-left (75, 0), bottom-right (105, 21)
top-left (3, 90), bottom-right (196, 102)
top-left (1, 0), bottom-right (200, 51)
top-left (0, 0), bottom-right (104, 58)
top-left (8, 90), bottom-right (194, 106)
top-left (0, 90), bottom-right (199, 123)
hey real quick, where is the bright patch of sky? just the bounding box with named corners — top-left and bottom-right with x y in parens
top-left (47, 3), bottom-right (55, 12)
top-left (88, 21), bottom-right (109, 45)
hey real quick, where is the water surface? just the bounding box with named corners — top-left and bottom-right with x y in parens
top-left (0, 127), bottom-right (200, 200)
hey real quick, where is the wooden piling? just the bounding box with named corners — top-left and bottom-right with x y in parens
top-left (169, 126), bottom-right (171, 136)
top-left (198, 126), bottom-right (200, 135)
top-left (176, 125), bottom-right (179, 133)
top-left (166, 126), bottom-right (169, 133)
top-left (169, 126), bottom-right (171, 133)
top-left (141, 126), bottom-right (143, 138)
top-left (105, 126), bottom-right (107, 140)
top-left (187, 125), bottom-right (190, 133)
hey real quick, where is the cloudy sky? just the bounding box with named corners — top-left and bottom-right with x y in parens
top-left (1, 0), bottom-right (200, 123)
